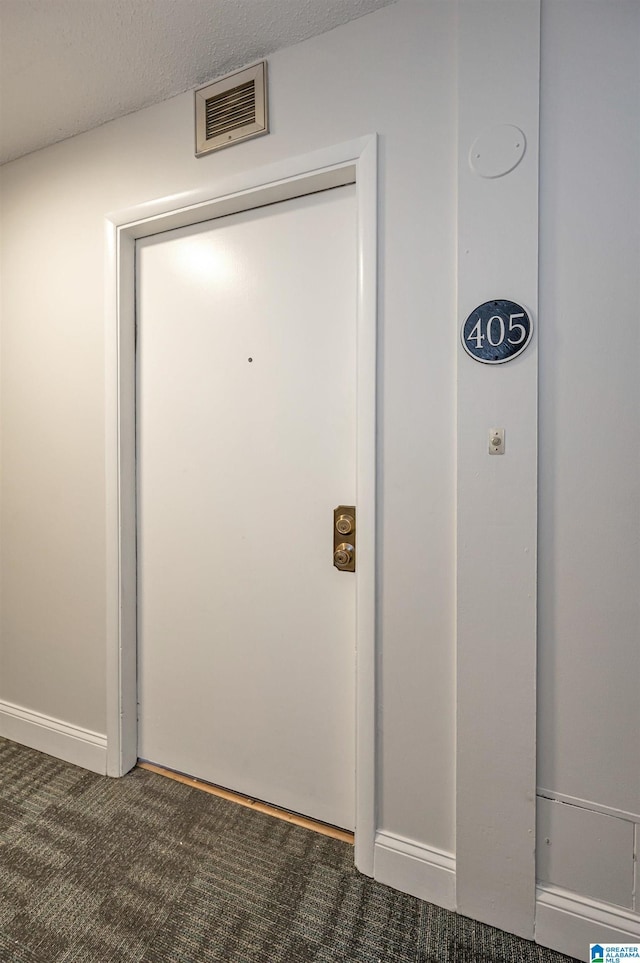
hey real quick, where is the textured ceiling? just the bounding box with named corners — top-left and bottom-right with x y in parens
top-left (0, 0), bottom-right (396, 165)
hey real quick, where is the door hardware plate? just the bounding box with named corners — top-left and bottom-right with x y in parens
top-left (333, 506), bottom-right (356, 571)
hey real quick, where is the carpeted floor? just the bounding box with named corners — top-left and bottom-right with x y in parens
top-left (0, 737), bottom-right (578, 963)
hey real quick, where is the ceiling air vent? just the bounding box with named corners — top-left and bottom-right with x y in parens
top-left (195, 62), bottom-right (268, 157)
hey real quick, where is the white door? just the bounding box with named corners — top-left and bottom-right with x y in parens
top-left (136, 186), bottom-right (357, 830)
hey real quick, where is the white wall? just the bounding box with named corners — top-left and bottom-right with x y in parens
top-left (537, 0), bottom-right (640, 915)
top-left (0, 0), bottom-right (457, 852)
top-left (456, 0), bottom-right (540, 939)
top-left (1, 0), bottom-right (639, 957)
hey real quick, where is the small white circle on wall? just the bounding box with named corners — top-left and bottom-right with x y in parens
top-left (469, 125), bottom-right (526, 179)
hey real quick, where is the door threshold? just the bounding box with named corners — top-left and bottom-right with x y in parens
top-left (136, 761), bottom-right (354, 845)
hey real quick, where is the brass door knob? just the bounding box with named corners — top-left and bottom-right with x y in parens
top-left (335, 513), bottom-right (354, 536)
top-left (334, 543), bottom-right (354, 567)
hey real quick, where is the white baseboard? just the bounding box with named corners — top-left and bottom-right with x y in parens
top-left (536, 884), bottom-right (640, 962)
top-left (374, 830), bottom-right (456, 910)
top-left (0, 699), bottom-right (107, 775)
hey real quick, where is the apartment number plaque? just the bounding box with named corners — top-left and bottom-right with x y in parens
top-left (461, 299), bottom-right (533, 364)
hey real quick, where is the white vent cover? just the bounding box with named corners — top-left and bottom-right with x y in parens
top-left (195, 62), bottom-right (268, 157)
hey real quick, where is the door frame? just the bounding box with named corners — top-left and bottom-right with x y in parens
top-left (104, 135), bottom-right (378, 874)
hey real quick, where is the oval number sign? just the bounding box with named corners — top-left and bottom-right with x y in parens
top-left (461, 299), bottom-right (533, 364)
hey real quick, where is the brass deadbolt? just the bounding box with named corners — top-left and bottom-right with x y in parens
top-left (333, 505), bottom-right (356, 571)
top-left (336, 513), bottom-right (354, 536)
top-left (334, 543), bottom-right (354, 568)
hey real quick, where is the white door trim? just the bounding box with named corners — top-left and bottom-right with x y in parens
top-left (104, 135), bottom-right (378, 875)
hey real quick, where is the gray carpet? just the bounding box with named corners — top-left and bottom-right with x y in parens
top-left (0, 737), bottom-right (578, 963)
